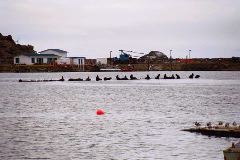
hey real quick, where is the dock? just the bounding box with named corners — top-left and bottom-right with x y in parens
top-left (182, 127), bottom-right (240, 138)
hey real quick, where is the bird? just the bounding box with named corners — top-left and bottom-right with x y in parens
top-left (85, 76), bottom-right (91, 81)
top-left (96, 75), bottom-right (102, 81)
top-left (225, 122), bottom-right (230, 128)
top-left (175, 74), bottom-right (180, 79)
top-left (116, 75), bottom-right (121, 80)
top-left (155, 74), bottom-right (160, 79)
top-left (164, 74), bottom-right (167, 79)
top-left (207, 122), bottom-right (212, 128)
top-left (194, 121), bottom-right (201, 127)
top-left (123, 75), bottom-right (128, 80)
top-left (104, 77), bottom-right (112, 81)
top-left (195, 75), bottom-right (200, 78)
top-left (189, 73), bottom-right (194, 79)
top-left (59, 76), bottom-right (64, 81)
top-left (130, 74), bottom-right (137, 80)
top-left (218, 121), bottom-right (223, 125)
top-left (232, 121), bottom-right (237, 126)
top-left (145, 74), bottom-right (151, 80)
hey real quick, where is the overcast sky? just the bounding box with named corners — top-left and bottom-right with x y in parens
top-left (0, 0), bottom-right (240, 58)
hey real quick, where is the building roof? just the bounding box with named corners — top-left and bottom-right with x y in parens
top-left (22, 53), bottom-right (60, 57)
top-left (39, 49), bottom-right (67, 53)
top-left (68, 57), bottom-right (86, 59)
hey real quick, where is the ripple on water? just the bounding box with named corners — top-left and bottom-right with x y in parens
top-left (0, 71), bottom-right (239, 160)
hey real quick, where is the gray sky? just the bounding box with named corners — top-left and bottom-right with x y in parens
top-left (1, 0), bottom-right (240, 58)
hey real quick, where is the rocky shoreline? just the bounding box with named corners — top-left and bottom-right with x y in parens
top-left (1, 61), bottom-right (240, 73)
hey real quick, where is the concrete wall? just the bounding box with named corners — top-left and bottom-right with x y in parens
top-left (72, 58), bottom-right (85, 65)
top-left (96, 58), bottom-right (107, 65)
top-left (57, 58), bottom-right (70, 64)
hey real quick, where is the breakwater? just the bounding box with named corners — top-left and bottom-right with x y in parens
top-left (182, 121), bottom-right (240, 138)
top-left (1, 61), bottom-right (240, 73)
top-left (18, 73), bottom-right (200, 82)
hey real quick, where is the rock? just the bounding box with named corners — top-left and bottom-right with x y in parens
top-left (0, 33), bottom-right (36, 64)
top-left (140, 51), bottom-right (168, 60)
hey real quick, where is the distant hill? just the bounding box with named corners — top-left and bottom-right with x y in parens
top-left (0, 33), bottom-right (36, 64)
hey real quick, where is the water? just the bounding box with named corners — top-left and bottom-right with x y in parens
top-left (0, 71), bottom-right (239, 160)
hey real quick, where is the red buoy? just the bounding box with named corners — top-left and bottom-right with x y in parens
top-left (96, 109), bottom-right (105, 115)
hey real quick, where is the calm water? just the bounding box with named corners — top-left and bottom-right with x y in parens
top-left (0, 71), bottom-right (239, 160)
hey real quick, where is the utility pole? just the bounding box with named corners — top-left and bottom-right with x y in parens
top-left (188, 49), bottom-right (191, 63)
top-left (110, 51), bottom-right (112, 65)
top-left (189, 50), bottom-right (191, 59)
top-left (170, 50), bottom-right (173, 71)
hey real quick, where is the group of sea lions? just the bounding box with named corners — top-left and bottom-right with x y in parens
top-left (69, 73), bottom-right (200, 81)
top-left (19, 73), bottom-right (200, 82)
top-left (19, 76), bottom-right (65, 82)
top-left (189, 73), bottom-right (200, 79)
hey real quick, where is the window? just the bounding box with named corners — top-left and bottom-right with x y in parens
top-left (31, 58), bottom-right (35, 63)
top-left (47, 58), bottom-right (53, 64)
top-left (78, 58), bottom-right (84, 65)
top-left (15, 58), bottom-right (19, 64)
top-left (37, 58), bottom-right (43, 64)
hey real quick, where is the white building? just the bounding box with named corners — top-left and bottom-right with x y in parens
top-left (14, 49), bottom-right (86, 66)
top-left (14, 53), bottom-right (60, 65)
top-left (69, 57), bottom-right (86, 71)
top-left (69, 57), bottom-right (86, 65)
